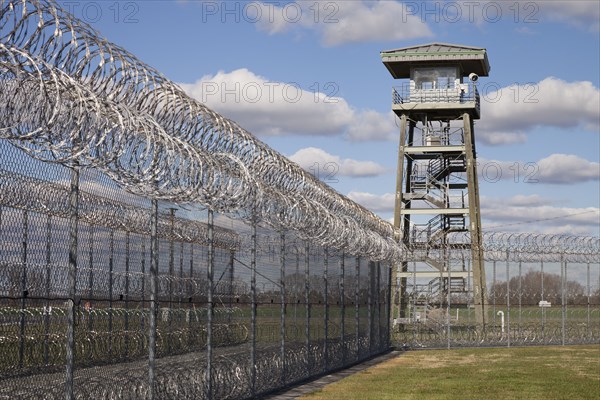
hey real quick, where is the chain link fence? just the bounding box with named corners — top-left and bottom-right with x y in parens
top-left (392, 243), bottom-right (600, 349)
top-left (0, 139), bottom-right (391, 399)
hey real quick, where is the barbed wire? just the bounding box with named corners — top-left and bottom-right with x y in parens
top-left (0, 0), bottom-right (401, 262)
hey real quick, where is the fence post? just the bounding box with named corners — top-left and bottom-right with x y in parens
top-left (518, 261), bottom-right (522, 339)
top-left (447, 261), bottom-right (451, 350)
top-left (87, 226), bottom-right (94, 332)
top-left (323, 248), bottom-right (329, 370)
top-left (279, 231), bottom-right (286, 386)
top-left (540, 261), bottom-right (545, 341)
top-left (207, 209), bottom-right (215, 399)
top-left (355, 257), bottom-right (360, 361)
top-left (44, 214), bottom-right (52, 366)
top-left (66, 164), bottom-right (80, 400)
top-left (367, 261), bottom-right (373, 354)
top-left (148, 199), bottom-right (159, 399)
top-left (228, 249), bottom-right (234, 325)
top-left (561, 253), bottom-right (566, 346)
top-left (109, 231), bottom-right (114, 358)
top-left (250, 215), bottom-right (257, 396)
top-left (587, 262), bottom-right (591, 341)
top-left (304, 241), bottom-right (310, 371)
top-left (505, 250), bottom-right (510, 348)
top-left (492, 261), bottom-right (496, 329)
top-left (187, 243), bottom-right (193, 346)
top-left (339, 254), bottom-right (345, 364)
top-left (386, 263), bottom-right (392, 348)
top-left (124, 231), bottom-right (130, 358)
top-left (19, 209), bottom-right (28, 370)
top-left (168, 208), bottom-right (176, 354)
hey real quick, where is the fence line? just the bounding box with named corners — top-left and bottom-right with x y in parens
top-left (0, 1), bottom-right (599, 399)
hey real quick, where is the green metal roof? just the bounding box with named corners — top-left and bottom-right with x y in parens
top-left (381, 43), bottom-right (490, 79)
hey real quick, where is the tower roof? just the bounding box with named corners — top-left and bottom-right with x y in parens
top-left (381, 43), bottom-right (490, 79)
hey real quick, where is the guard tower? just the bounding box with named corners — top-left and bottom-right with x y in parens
top-left (381, 43), bottom-right (490, 331)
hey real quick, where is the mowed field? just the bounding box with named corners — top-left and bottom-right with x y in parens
top-left (301, 345), bottom-right (600, 400)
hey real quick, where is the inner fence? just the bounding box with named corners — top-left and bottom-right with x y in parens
top-left (392, 247), bottom-right (600, 349)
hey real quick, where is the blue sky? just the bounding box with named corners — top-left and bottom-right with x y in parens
top-left (71, 0), bottom-right (599, 235)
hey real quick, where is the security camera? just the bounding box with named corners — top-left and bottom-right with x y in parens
top-left (468, 73), bottom-right (479, 82)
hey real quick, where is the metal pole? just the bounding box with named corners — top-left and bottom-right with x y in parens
top-left (19, 209), bottom-right (28, 370)
top-left (492, 261), bottom-right (496, 328)
top-left (250, 215), bottom-right (257, 396)
top-left (44, 214), bottom-right (51, 366)
top-left (228, 250), bottom-right (234, 325)
top-left (378, 262), bottom-right (383, 350)
top-left (304, 241), bottom-right (310, 370)
top-left (561, 254), bottom-right (566, 346)
top-left (447, 262), bottom-right (451, 350)
top-left (355, 257), bottom-right (360, 361)
top-left (518, 261), bottom-right (522, 339)
top-left (506, 251), bottom-right (510, 348)
top-left (168, 208), bottom-right (175, 354)
top-left (141, 240), bottom-right (146, 334)
top-left (188, 243), bottom-right (194, 346)
top-left (66, 164), bottom-right (80, 400)
top-left (87, 226), bottom-right (94, 332)
top-left (386, 263), bottom-right (392, 348)
top-left (323, 248), bottom-right (329, 370)
top-left (148, 199), bottom-right (159, 399)
top-left (124, 231), bottom-right (130, 358)
top-left (207, 209), bottom-right (215, 399)
top-left (541, 261), bottom-right (545, 341)
top-left (179, 242), bottom-right (184, 329)
top-left (339, 254), bottom-right (345, 364)
top-left (587, 263), bottom-right (590, 340)
top-left (109, 231), bottom-right (114, 358)
top-left (367, 261), bottom-right (373, 354)
top-left (279, 231), bottom-right (286, 386)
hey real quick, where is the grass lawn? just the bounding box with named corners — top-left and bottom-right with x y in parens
top-left (301, 345), bottom-right (600, 400)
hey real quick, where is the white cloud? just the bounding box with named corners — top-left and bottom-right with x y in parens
top-left (346, 110), bottom-right (398, 141)
top-left (478, 77), bottom-right (600, 145)
top-left (179, 68), bottom-right (396, 141)
top-left (536, 154), bottom-right (600, 184)
top-left (478, 154), bottom-right (599, 185)
top-left (482, 195), bottom-right (600, 235)
top-left (288, 147), bottom-right (389, 178)
top-left (254, 0), bottom-right (433, 46)
top-left (179, 68), bottom-right (353, 136)
top-left (346, 191), bottom-right (395, 212)
top-left (539, 1), bottom-right (600, 32)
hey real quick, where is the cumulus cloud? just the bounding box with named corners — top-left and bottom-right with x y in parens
top-left (477, 154), bottom-right (599, 185)
top-left (346, 191), bottom-right (395, 212)
top-left (478, 77), bottom-right (600, 145)
top-left (179, 68), bottom-right (396, 141)
top-left (539, 0), bottom-right (600, 32)
top-left (481, 196), bottom-right (600, 235)
top-left (288, 147), bottom-right (389, 178)
top-left (254, 0), bottom-right (433, 46)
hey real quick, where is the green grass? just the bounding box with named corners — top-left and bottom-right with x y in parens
top-left (301, 345), bottom-right (600, 400)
